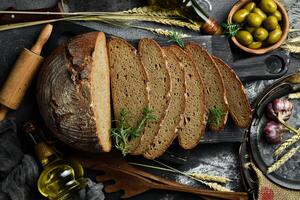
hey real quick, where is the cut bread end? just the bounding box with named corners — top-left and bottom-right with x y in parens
top-left (212, 56), bottom-right (252, 128)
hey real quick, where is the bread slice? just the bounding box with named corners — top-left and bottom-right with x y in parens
top-left (143, 47), bottom-right (186, 159)
top-left (108, 37), bottom-right (149, 153)
top-left (37, 32), bottom-right (111, 152)
top-left (212, 56), bottom-right (251, 128)
top-left (131, 39), bottom-right (171, 155)
top-left (169, 45), bottom-right (208, 149)
top-left (185, 43), bottom-right (228, 131)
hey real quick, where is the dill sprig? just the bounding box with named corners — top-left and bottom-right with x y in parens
top-left (208, 107), bottom-right (225, 126)
top-left (221, 23), bottom-right (240, 38)
top-left (168, 30), bottom-right (185, 48)
top-left (111, 107), bottom-right (156, 156)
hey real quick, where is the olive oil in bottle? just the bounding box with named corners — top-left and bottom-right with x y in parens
top-left (23, 122), bottom-right (86, 200)
top-left (148, 0), bottom-right (222, 35)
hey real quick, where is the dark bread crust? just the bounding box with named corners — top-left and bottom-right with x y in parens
top-left (212, 56), bottom-right (252, 128)
top-left (37, 32), bottom-right (110, 152)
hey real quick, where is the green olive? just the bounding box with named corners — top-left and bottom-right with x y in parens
top-left (267, 29), bottom-right (282, 44)
top-left (233, 9), bottom-right (250, 23)
top-left (272, 10), bottom-right (282, 21)
top-left (259, 0), bottom-right (277, 14)
top-left (252, 8), bottom-right (267, 20)
top-left (245, 26), bottom-right (256, 34)
top-left (248, 41), bottom-right (262, 49)
top-left (275, 24), bottom-right (281, 30)
top-left (263, 16), bottom-right (279, 31)
top-left (246, 13), bottom-right (263, 27)
top-left (236, 30), bottom-right (253, 46)
top-left (244, 2), bottom-right (256, 12)
top-left (254, 27), bottom-right (269, 41)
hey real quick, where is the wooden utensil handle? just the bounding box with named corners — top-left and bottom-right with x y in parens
top-left (31, 24), bottom-right (53, 55)
top-left (153, 183), bottom-right (248, 200)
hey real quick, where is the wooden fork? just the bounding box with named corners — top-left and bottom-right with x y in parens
top-left (73, 152), bottom-right (248, 200)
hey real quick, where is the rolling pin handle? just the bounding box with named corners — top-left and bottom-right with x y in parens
top-left (0, 105), bottom-right (9, 121)
top-left (31, 24), bottom-right (53, 55)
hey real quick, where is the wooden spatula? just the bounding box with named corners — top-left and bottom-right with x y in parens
top-left (73, 152), bottom-right (248, 200)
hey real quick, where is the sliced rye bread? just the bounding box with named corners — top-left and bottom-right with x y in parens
top-left (169, 45), bottom-right (208, 149)
top-left (185, 43), bottom-right (228, 131)
top-left (144, 47), bottom-right (186, 159)
top-left (212, 56), bottom-right (252, 128)
top-left (108, 37), bottom-right (150, 153)
top-left (131, 39), bottom-right (171, 155)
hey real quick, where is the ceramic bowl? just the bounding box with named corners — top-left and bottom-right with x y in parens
top-left (227, 0), bottom-right (289, 54)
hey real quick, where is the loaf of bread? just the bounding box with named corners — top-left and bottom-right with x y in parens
top-left (169, 45), bottom-right (208, 149)
top-left (212, 56), bottom-right (251, 128)
top-left (131, 39), bottom-right (171, 155)
top-left (185, 43), bottom-right (228, 132)
top-left (144, 47), bottom-right (186, 159)
top-left (108, 37), bottom-right (150, 153)
top-left (37, 32), bottom-right (111, 152)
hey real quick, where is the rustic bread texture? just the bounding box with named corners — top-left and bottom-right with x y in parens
top-left (169, 45), bottom-right (208, 149)
top-left (108, 37), bottom-right (150, 153)
top-left (144, 47), bottom-right (186, 159)
top-left (37, 32), bottom-right (111, 152)
top-left (212, 56), bottom-right (252, 128)
top-left (131, 39), bottom-right (171, 155)
top-left (185, 43), bottom-right (228, 132)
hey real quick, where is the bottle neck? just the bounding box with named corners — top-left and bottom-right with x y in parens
top-left (34, 142), bottom-right (57, 166)
top-left (23, 121), bottom-right (57, 167)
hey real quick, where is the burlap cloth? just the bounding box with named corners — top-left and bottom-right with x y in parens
top-left (247, 163), bottom-right (300, 200)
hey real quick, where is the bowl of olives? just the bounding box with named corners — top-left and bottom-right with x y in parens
top-left (228, 0), bottom-right (289, 54)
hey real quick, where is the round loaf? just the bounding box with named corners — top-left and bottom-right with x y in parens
top-left (37, 32), bottom-right (111, 152)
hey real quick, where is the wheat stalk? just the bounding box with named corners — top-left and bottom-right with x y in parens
top-left (288, 92), bottom-right (300, 99)
top-left (129, 162), bottom-right (231, 187)
top-left (274, 133), bottom-right (300, 156)
top-left (267, 145), bottom-right (300, 173)
top-left (142, 16), bottom-right (201, 31)
top-left (141, 27), bottom-right (191, 38)
top-left (188, 172), bottom-right (231, 184)
top-left (79, 15), bottom-right (201, 31)
top-left (153, 160), bottom-right (232, 192)
top-left (281, 44), bottom-right (300, 53)
top-left (124, 6), bottom-right (182, 17)
top-left (201, 181), bottom-right (232, 192)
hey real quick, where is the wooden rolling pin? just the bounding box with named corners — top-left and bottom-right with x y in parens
top-left (0, 24), bottom-right (53, 121)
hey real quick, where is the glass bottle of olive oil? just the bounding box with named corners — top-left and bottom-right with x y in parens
top-left (23, 122), bottom-right (86, 200)
top-left (148, 0), bottom-right (222, 35)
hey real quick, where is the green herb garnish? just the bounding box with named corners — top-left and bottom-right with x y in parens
top-left (111, 107), bottom-right (156, 156)
top-left (168, 30), bottom-right (185, 48)
top-left (221, 23), bottom-right (240, 38)
top-left (208, 107), bottom-right (226, 126)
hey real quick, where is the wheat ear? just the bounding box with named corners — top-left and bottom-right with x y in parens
top-left (281, 44), bottom-right (300, 53)
top-left (274, 134), bottom-right (300, 156)
top-left (141, 16), bottom-right (201, 31)
top-left (153, 160), bottom-right (232, 192)
top-left (143, 27), bottom-right (191, 38)
top-left (268, 145), bottom-right (300, 173)
top-left (288, 92), bottom-right (300, 99)
top-left (189, 172), bottom-right (231, 184)
top-left (124, 6), bottom-right (182, 17)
